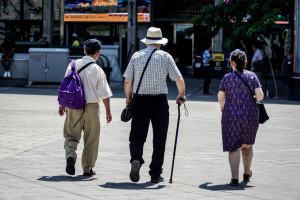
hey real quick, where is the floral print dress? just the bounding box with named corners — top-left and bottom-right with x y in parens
top-left (219, 70), bottom-right (262, 151)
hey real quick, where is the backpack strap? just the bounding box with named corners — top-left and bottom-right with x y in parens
top-left (70, 61), bottom-right (93, 128)
top-left (78, 62), bottom-right (94, 73)
top-left (71, 60), bottom-right (76, 71)
top-left (73, 108), bottom-right (85, 128)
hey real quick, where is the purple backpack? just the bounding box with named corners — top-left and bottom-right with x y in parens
top-left (58, 60), bottom-right (93, 109)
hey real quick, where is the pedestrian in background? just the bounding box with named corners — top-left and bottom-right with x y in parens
top-left (230, 42), bottom-right (248, 67)
top-left (251, 43), bottom-right (264, 82)
top-left (218, 51), bottom-right (264, 186)
top-left (281, 47), bottom-right (293, 96)
top-left (58, 39), bottom-right (112, 176)
top-left (72, 33), bottom-right (80, 46)
top-left (123, 27), bottom-right (186, 183)
top-left (37, 34), bottom-right (50, 47)
top-left (202, 43), bottom-right (215, 95)
top-left (1, 34), bottom-right (15, 78)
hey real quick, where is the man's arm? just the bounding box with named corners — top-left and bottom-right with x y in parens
top-left (102, 98), bottom-right (112, 123)
top-left (175, 76), bottom-right (186, 104)
top-left (124, 78), bottom-right (133, 106)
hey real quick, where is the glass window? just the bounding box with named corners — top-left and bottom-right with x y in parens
top-left (24, 0), bottom-right (42, 20)
top-left (54, 0), bottom-right (61, 20)
top-left (0, 0), bottom-right (21, 20)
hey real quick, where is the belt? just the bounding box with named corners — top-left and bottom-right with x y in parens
top-left (135, 94), bottom-right (167, 97)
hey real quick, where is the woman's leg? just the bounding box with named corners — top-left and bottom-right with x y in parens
top-left (241, 145), bottom-right (253, 174)
top-left (229, 150), bottom-right (240, 179)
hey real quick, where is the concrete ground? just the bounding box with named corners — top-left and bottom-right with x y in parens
top-left (0, 75), bottom-right (299, 200)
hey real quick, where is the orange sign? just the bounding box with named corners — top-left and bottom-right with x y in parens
top-left (92, 0), bottom-right (118, 6)
top-left (64, 13), bottom-right (150, 22)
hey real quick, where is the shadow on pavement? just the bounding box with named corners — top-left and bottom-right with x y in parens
top-left (99, 182), bottom-right (165, 190)
top-left (199, 182), bottom-right (254, 191)
top-left (37, 175), bottom-right (97, 182)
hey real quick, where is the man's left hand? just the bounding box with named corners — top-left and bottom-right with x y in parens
top-left (106, 112), bottom-right (112, 123)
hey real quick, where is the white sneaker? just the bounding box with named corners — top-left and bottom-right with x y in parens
top-left (3, 71), bottom-right (7, 78)
top-left (7, 71), bottom-right (11, 78)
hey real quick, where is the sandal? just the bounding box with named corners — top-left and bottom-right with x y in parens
top-left (243, 171), bottom-right (252, 182)
top-left (230, 179), bottom-right (239, 186)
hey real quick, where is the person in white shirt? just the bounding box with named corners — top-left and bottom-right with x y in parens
top-left (58, 39), bottom-right (112, 177)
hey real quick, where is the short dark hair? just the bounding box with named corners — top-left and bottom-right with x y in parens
top-left (85, 47), bottom-right (98, 55)
top-left (231, 52), bottom-right (246, 72)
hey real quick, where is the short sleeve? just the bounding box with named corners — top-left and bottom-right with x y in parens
top-left (123, 54), bottom-right (135, 80)
top-left (253, 73), bottom-right (262, 89)
top-left (98, 68), bottom-right (113, 99)
top-left (166, 53), bottom-right (182, 81)
top-left (219, 76), bottom-right (226, 91)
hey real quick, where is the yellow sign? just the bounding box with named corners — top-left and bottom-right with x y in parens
top-left (64, 13), bottom-right (150, 22)
top-left (92, 0), bottom-right (118, 6)
top-left (212, 53), bottom-right (224, 62)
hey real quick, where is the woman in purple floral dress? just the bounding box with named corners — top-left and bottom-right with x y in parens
top-left (218, 52), bottom-right (264, 186)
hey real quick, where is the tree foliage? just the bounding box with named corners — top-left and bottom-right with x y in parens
top-left (188, 0), bottom-right (294, 47)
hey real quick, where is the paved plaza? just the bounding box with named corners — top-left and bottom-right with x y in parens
top-left (0, 77), bottom-right (300, 200)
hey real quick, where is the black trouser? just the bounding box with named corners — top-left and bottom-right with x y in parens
top-left (203, 66), bottom-right (212, 93)
top-left (129, 95), bottom-right (169, 178)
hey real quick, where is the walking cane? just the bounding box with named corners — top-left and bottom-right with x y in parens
top-left (169, 99), bottom-right (183, 184)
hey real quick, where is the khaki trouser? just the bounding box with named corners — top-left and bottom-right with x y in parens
top-left (64, 103), bottom-right (100, 172)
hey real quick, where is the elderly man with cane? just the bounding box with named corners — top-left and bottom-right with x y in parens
top-left (123, 27), bottom-right (186, 183)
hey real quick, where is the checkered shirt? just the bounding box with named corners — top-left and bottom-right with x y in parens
top-left (123, 45), bottom-right (182, 95)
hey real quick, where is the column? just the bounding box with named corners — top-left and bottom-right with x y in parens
top-left (295, 0), bottom-right (300, 74)
top-left (43, 0), bottom-right (54, 45)
top-left (127, 0), bottom-right (137, 55)
top-left (212, 0), bottom-right (223, 52)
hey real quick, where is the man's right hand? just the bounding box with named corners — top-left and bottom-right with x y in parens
top-left (58, 106), bottom-right (66, 116)
top-left (176, 95), bottom-right (186, 105)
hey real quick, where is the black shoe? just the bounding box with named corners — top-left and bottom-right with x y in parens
top-left (243, 171), bottom-right (252, 182)
top-left (150, 176), bottom-right (164, 183)
top-left (230, 179), bottom-right (239, 186)
top-left (83, 169), bottom-right (96, 176)
top-left (130, 160), bottom-right (141, 182)
top-left (66, 157), bottom-right (75, 175)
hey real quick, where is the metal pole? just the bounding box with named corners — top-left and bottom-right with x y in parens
top-left (268, 57), bottom-right (278, 99)
top-left (127, 0), bottom-right (137, 56)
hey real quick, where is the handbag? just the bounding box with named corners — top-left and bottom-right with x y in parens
top-left (121, 49), bottom-right (157, 122)
top-left (234, 71), bottom-right (269, 124)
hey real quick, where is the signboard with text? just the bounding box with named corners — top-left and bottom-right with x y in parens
top-left (64, 0), bottom-right (150, 22)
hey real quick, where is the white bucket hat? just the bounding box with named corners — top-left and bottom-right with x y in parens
top-left (141, 27), bottom-right (168, 45)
